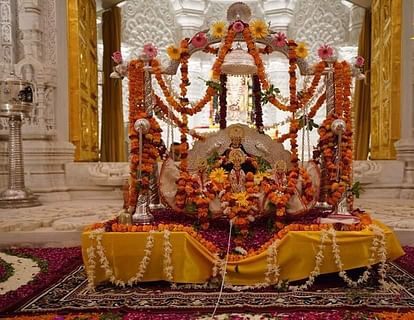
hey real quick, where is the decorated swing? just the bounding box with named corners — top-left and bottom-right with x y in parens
top-left (82, 2), bottom-right (403, 290)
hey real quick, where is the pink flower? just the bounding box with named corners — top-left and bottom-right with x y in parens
top-left (317, 44), bottom-right (334, 60)
top-left (355, 55), bottom-right (365, 67)
top-left (191, 32), bottom-right (208, 48)
top-left (272, 32), bottom-right (287, 48)
top-left (143, 43), bottom-right (157, 59)
top-left (111, 51), bottom-right (123, 64)
top-left (232, 21), bottom-right (245, 33)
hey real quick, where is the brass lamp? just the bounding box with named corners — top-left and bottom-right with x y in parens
top-left (0, 72), bottom-right (40, 208)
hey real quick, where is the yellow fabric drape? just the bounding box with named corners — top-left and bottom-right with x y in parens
top-left (354, 10), bottom-right (371, 160)
top-left (101, 7), bottom-right (125, 162)
top-left (82, 221), bottom-right (404, 286)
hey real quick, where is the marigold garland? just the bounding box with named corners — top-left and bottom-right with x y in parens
top-left (104, 211), bottom-right (373, 262)
top-left (203, 44), bottom-right (219, 55)
top-left (287, 40), bottom-right (298, 112)
top-left (316, 62), bottom-right (353, 205)
top-left (298, 61), bottom-right (326, 110)
top-left (276, 92), bottom-right (326, 144)
top-left (127, 60), bottom-right (162, 208)
top-left (152, 59), bottom-right (216, 116)
top-left (179, 39), bottom-right (190, 99)
top-left (153, 94), bottom-right (205, 141)
top-left (124, 20), bottom-right (358, 238)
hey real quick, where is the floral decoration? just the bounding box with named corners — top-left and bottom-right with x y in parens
top-left (111, 51), bottom-right (122, 64)
top-left (127, 60), bottom-right (162, 208)
top-left (272, 32), bottom-right (287, 48)
top-left (210, 21), bottom-right (227, 38)
top-left (249, 19), bottom-right (269, 39)
top-left (166, 45), bottom-right (181, 61)
top-left (191, 32), bottom-right (208, 48)
top-left (317, 44), bottom-right (334, 60)
top-left (179, 39), bottom-right (190, 99)
top-left (232, 20), bottom-right (245, 33)
top-left (355, 55), bottom-right (365, 67)
top-left (105, 15), bottom-right (384, 290)
top-left (143, 43), bottom-right (157, 59)
top-left (295, 42), bottom-right (309, 58)
top-left (0, 248), bottom-right (81, 313)
top-left (209, 168), bottom-right (228, 184)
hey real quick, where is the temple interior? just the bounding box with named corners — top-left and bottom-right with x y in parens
top-left (0, 0), bottom-right (414, 318)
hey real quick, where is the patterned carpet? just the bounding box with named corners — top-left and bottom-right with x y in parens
top-left (1, 247), bottom-right (414, 319)
top-left (15, 262), bottom-right (414, 314)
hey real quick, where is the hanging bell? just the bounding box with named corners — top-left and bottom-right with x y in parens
top-left (221, 45), bottom-right (257, 76)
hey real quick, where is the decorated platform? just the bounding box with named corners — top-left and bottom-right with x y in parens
top-left (82, 2), bottom-right (404, 291)
top-left (83, 217), bottom-right (403, 287)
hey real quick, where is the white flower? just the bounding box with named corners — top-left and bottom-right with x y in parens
top-left (110, 63), bottom-right (128, 79)
top-left (234, 246), bottom-right (247, 255)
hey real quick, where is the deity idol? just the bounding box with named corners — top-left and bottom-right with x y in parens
top-left (273, 159), bottom-right (288, 189)
top-left (228, 149), bottom-right (247, 193)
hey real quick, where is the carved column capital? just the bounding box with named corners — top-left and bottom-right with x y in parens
top-left (18, 0), bottom-right (42, 60)
top-left (348, 5), bottom-right (365, 45)
top-left (263, 0), bottom-right (297, 33)
top-left (170, 0), bottom-right (207, 38)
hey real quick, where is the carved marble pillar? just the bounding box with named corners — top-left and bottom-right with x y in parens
top-left (18, 0), bottom-right (42, 60)
top-left (263, 0), bottom-right (297, 34)
top-left (395, 0), bottom-right (414, 198)
top-left (170, 0), bottom-right (206, 38)
top-left (0, 0), bottom-right (75, 201)
top-left (348, 5), bottom-right (365, 45)
top-left (0, 0), bottom-right (13, 68)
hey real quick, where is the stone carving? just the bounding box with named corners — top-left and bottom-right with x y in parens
top-left (353, 161), bottom-right (382, 185)
top-left (289, 0), bottom-right (350, 64)
top-left (0, 0), bottom-right (12, 65)
top-left (0, 0), bottom-right (57, 138)
top-left (203, 1), bottom-right (264, 29)
top-left (121, 0), bottom-right (179, 62)
top-left (120, 0), bottom-right (180, 125)
top-left (42, 0), bottom-right (57, 66)
top-left (88, 163), bottom-right (129, 186)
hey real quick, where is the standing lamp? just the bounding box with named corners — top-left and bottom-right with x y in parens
top-left (0, 72), bottom-right (40, 208)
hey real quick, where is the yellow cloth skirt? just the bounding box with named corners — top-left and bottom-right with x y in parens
top-left (82, 221), bottom-right (404, 286)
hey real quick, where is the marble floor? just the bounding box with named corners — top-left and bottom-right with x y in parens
top-left (0, 198), bottom-right (413, 247)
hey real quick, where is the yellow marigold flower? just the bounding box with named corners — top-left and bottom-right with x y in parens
top-left (166, 45), bottom-right (181, 60)
top-left (249, 20), bottom-right (269, 39)
top-left (210, 21), bottom-right (227, 39)
top-left (254, 171), bottom-right (271, 184)
top-left (232, 192), bottom-right (249, 208)
top-left (296, 42), bottom-right (309, 58)
top-left (209, 168), bottom-right (228, 184)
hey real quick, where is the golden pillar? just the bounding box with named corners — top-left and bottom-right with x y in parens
top-left (370, 0), bottom-right (401, 159)
top-left (67, 0), bottom-right (99, 161)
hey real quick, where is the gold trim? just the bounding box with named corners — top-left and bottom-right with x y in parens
top-left (67, 0), bottom-right (99, 161)
top-left (370, 0), bottom-right (401, 159)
